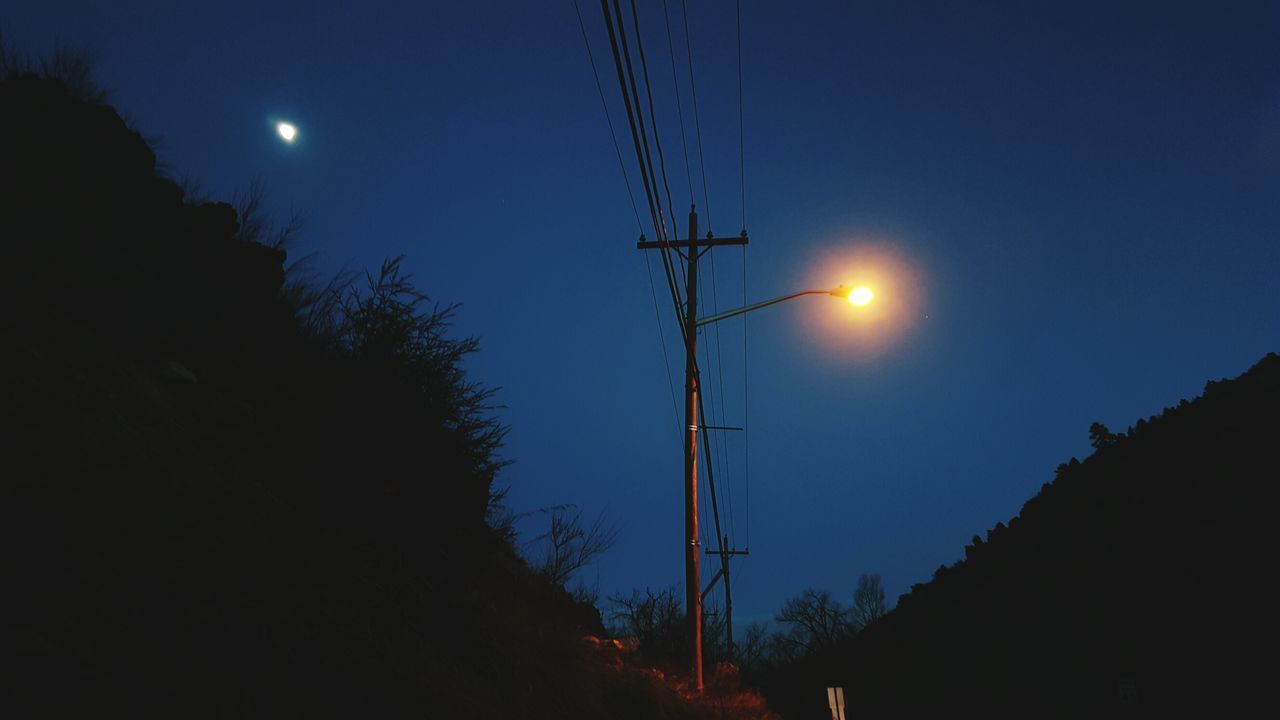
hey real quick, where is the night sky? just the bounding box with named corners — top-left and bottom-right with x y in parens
top-left (9, 1), bottom-right (1278, 629)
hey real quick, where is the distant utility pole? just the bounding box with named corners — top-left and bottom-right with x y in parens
top-left (638, 205), bottom-right (748, 690)
top-left (704, 535), bottom-right (749, 660)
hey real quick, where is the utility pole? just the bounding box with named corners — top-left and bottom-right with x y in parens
top-left (706, 538), bottom-right (750, 660)
top-left (637, 205), bottom-right (747, 690)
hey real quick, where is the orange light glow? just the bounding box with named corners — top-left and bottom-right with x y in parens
top-left (797, 240), bottom-right (926, 365)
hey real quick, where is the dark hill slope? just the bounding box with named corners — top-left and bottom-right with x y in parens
top-left (0, 72), bottom-right (751, 718)
top-left (764, 354), bottom-right (1279, 718)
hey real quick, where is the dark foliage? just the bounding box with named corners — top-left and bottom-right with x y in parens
top-left (1089, 421), bottom-right (1119, 450)
top-left (0, 68), bottom-right (725, 718)
top-left (758, 354), bottom-right (1280, 718)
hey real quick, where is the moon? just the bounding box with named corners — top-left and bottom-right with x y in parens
top-left (276, 122), bottom-right (298, 143)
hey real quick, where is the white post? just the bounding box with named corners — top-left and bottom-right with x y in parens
top-left (827, 687), bottom-right (847, 720)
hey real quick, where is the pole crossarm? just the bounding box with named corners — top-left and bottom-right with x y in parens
top-left (696, 287), bottom-right (848, 327)
top-left (637, 234), bottom-right (749, 250)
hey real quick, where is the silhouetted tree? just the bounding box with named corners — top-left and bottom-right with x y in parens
top-left (774, 589), bottom-right (851, 655)
top-left (608, 586), bottom-right (685, 661)
top-left (528, 504), bottom-right (618, 587)
top-left (851, 573), bottom-right (887, 631)
top-left (1088, 421), bottom-right (1118, 449)
top-left (0, 37), bottom-right (107, 104)
top-left (232, 179), bottom-right (305, 252)
top-left (0, 33), bottom-right (22, 76)
top-left (701, 602), bottom-right (732, 665)
top-left (333, 256), bottom-right (508, 503)
top-left (737, 622), bottom-right (772, 672)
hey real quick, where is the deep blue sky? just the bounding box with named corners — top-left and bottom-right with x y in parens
top-left (9, 1), bottom-right (1278, 629)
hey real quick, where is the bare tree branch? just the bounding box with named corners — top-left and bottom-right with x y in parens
top-left (774, 588), bottom-right (851, 654)
top-left (529, 505), bottom-right (618, 587)
top-left (851, 573), bottom-right (888, 632)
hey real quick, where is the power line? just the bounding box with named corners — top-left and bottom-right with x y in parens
top-left (707, 253), bottom-right (736, 545)
top-left (599, 0), bottom-right (663, 241)
top-left (600, 0), bottom-right (686, 337)
top-left (680, 0), bottom-right (742, 548)
top-left (736, 0), bottom-right (746, 232)
top-left (742, 244), bottom-right (750, 549)
top-left (644, 253), bottom-right (682, 438)
top-left (680, 0), bottom-right (713, 231)
top-left (696, 368), bottom-right (727, 559)
top-left (604, 8), bottom-right (741, 523)
top-left (735, 0), bottom-right (748, 551)
top-left (577, 0), bottom-right (694, 467)
top-left (667, 0), bottom-right (738, 548)
top-left (694, 266), bottom-right (738, 554)
top-left (576, 0), bottom-right (684, 459)
top-left (677, 3), bottom-right (735, 548)
top-left (573, 0), bottom-right (644, 234)
top-left (627, 0), bottom-right (682, 257)
top-left (661, 0), bottom-right (695, 204)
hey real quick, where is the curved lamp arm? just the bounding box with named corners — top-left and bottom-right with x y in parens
top-left (695, 286), bottom-right (853, 327)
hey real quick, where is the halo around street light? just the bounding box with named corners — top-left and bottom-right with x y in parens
top-left (849, 287), bottom-right (874, 306)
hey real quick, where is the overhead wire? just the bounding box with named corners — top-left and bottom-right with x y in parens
top-left (742, 0), bottom-right (747, 545)
top-left (736, 0), bottom-right (750, 551)
top-left (678, 0), bottom-right (737, 549)
top-left (616, 2), bottom-right (709, 405)
top-left (626, 0), bottom-right (688, 305)
top-left (679, 0), bottom-right (740, 560)
top-left (618, 0), bottom-right (709, 458)
top-left (700, 263), bottom-right (736, 550)
top-left (573, 0), bottom-right (644, 235)
top-left (599, 0), bottom-right (750, 585)
top-left (600, 0), bottom-right (662, 242)
top-left (737, 0), bottom-right (746, 232)
top-left (573, 0), bottom-right (683, 437)
top-left (661, 0), bottom-right (695, 205)
top-left (697, 380), bottom-right (726, 558)
top-left (680, 0), bottom-right (713, 231)
top-left (600, 0), bottom-right (685, 328)
top-left (645, 256), bottom-right (683, 438)
top-left (743, 245), bottom-right (750, 550)
top-left (711, 254), bottom-right (736, 546)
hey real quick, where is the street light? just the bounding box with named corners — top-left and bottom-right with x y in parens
top-left (694, 284), bottom-right (871, 675)
top-left (696, 284), bottom-right (872, 327)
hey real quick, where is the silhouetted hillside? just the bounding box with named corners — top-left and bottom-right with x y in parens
top-left (0, 69), bottom-right (770, 718)
top-left (760, 354), bottom-right (1279, 718)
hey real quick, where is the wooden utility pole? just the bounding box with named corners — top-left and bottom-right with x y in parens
top-left (637, 205), bottom-right (747, 690)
